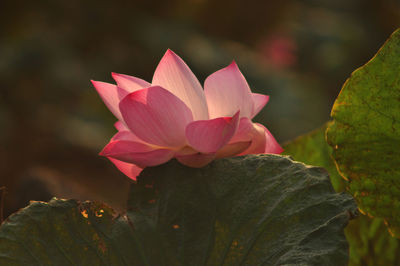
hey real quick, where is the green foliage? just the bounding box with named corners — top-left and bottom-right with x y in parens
top-left (326, 29), bottom-right (400, 237)
top-left (346, 215), bottom-right (400, 266)
top-left (0, 155), bottom-right (355, 265)
top-left (284, 125), bottom-right (400, 265)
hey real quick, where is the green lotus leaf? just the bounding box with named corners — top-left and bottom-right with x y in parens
top-left (326, 28), bottom-right (400, 237)
top-left (0, 155), bottom-right (356, 265)
top-left (127, 155), bottom-right (356, 265)
top-left (0, 199), bottom-right (144, 265)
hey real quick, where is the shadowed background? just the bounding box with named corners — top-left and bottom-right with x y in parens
top-left (0, 0), bottom-right (399, 219)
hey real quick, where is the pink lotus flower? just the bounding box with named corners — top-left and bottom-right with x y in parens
top-left (92, 50), bottom-right (283, 180)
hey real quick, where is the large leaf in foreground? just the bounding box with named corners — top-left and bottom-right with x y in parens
top-left (128, 155), bottom-right (356, 265)
top-left (0, 155), bottom-right (356, 265)
top-left (326, 28), bottom-right (400, 237)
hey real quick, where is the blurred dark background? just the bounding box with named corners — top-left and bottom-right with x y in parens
top-left (1, 0), bottom-right (399, 219)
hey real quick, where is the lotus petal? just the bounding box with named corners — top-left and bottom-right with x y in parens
top-left (185, 111), bottom-right (240, 153)
top-left (91, 80), bottom-right (125, 121)
top-left (119, 86), bottom-right (193, 148)
top-left (205, 61), bottom-right (254, 118)
top-left (251, 93), bottom-right (269, 118)
top-left (108, 158), bottom-right (142, 181)
top-left (101, 140), bottom-right (174, 167)
top-left (112, 73), bottom-right (151, 100)
top-left (152, 50), bottom-right (209, 120)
